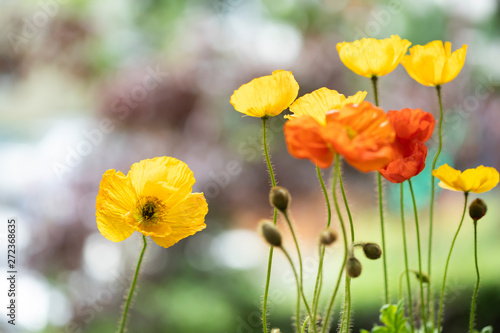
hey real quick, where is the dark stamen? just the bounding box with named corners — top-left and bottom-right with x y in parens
top-left (142, 201), bottom-right (156, 220)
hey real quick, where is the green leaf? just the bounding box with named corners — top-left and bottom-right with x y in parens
top-left (480, 326), bottom-right (493, 333)
top-left (359, 301), bottom-right (411, 333)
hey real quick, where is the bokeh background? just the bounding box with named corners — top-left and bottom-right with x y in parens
top-left (1, 0), bottom-right (500, 332)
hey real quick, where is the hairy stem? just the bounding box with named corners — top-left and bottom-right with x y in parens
top-left (261, 116), bottom-right (278, 333)
top-left (437, 192), bottom-right (469, 329)
top-left (119, 235), bottom-right (147, 333)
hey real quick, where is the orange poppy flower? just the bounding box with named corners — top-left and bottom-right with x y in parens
top-left (388, 108), bottom-right (435, 142)
top-left (379, 141), bottom-right (427, 183)
top-left (322, 101), bottom-right (395, 172)
top-left (284, 115), bottom-right (334, 169)
top-left (379, 108), bottom-right (436, 183)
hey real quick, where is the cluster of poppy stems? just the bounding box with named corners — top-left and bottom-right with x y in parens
top-left (230, 36), bottom-right (499, 333)
top-left (93, 35), bottom-right (499, 333)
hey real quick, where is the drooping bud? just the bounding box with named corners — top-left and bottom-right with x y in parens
top-left (319, 228), bottom-right (338, 246)
top-left (346, 257), bottom-right (362, 278)
top-left (362, 242), bottom-right (382, 260)
top-left (469, 198), bottom-right (487, 221)
top-left (269, 186), bottom-right (290, 212)
top-left (258, 220), bottom-right (282, 247)
top-left (412, 271), bottom-right (430, 284)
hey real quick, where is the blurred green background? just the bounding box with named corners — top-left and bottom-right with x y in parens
top-left (1, 0), bottom-right (500, 332)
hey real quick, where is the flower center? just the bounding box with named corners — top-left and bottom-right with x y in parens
top-left (142, 201), bottom-right (156, 220)
top-left (346, 126), bottom-right (357, 139)
top-left (135, 196), bottom-right (165, 226)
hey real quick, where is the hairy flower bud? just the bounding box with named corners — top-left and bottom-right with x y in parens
top-left (346, 257), bottom-right (362, 278)
top-left (319, 228), bottom-right (338, 245)
top-left (258, 220), bottom-right (282, 247)
top-left (413, 271), bottom-right (430, 284)
top-left (269, 186), bottom-right (290, 212)
top-left (469, 198), bottom-right (487, 221)
top-left (271, 329), bottom-right (281, 333)
top-left (362, 243), bottom-right (382, 260)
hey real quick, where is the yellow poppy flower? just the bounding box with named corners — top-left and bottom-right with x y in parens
top-left (336, 35), bottom-right (411, 78)
top-left (96, 157), bottom-right (208, 248)
top-left (230, 70), bottom-right (299, 117)
top-left (432, 164), bottom-right (499, 193)
top-left (401, 41), bottom-right (467, 86)
top-left (285, 88), bottom-right (367, 126)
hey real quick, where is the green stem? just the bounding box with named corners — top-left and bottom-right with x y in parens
top-left (437, 192), bottom-right (469, 330)
top-left (469, 220), bottom-right (480, 333)
top-left (378, 173), bottom-right (389, 304)
top-left (400, 183), bottom-right (415, 332)
top-left (118, 235), bottom-right (147, 333)
top-left (283, 211), bottom-right (314, 333)
top-left (302, 316), bottom-right (311, 333)
top-left (428, 85), bottom-right (443, 326)
top-left (261, 116), bottom-right (278, 333)
top-left (371, 76), bottom-right (379, 107)
top-left (408, 180), bottom-right (428, 333)
top-left (322, 156), bottom-right (349, 333)
top-left (281, 246), bottom-right (314, 332)
top-left (262, 117), bottom-right (277, 188)
top-left (312, 166), bottom-right (333, 323)
top-left (337, 157), bottom-right (355, 332)
top-left (372, 74), bottom-right (390, 306)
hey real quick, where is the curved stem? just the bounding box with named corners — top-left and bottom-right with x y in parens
top-left (302, 316), bottom-right (311, 333)
top-left (261, 116), bottom-right (278, 333)
top-left (469, 220), bottom-right (480, 333)
top-left (437, 192), bottom-right (469, 330)
top-left (337, 157), bottom-right (355, 332)
top-left (316, 166), bottom-right (332, 228)
top-left (119, 235), bottom-right (147, 333)
top-left (400, 183), bottom-right (415, 332)
top-left (281, 246), bottom-right (314, 332)
top-left (283, 211), bottom-right (313, 332)
top-left (312, 166), bottom-right (333, 322)
top-left (428, 85), bottom-right (443, 326)
top-left (378, 173), bottom-right (389, 304)
top-left (408, 180), bottom-right (428, 332)
top-left (322, 156), bottom-right (349, 333)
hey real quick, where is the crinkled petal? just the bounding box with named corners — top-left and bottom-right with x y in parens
top-left (230, 70), bottom-right (299, 117)
top-left (284, 116), bottom-right (335, 169)
top-left (337, 35), bottom-right (411, 77)
top-left (288, 88), bottom-right (367, 126)
top-left (151, 193), bottom-right (208, 248)
top-left (128, 156), bottom-right (195, 199)
top-left (96, 170), bottom-right (136, 242)
top-left (402, 41), bottom-right (467, 86)
top-left (432, 164), bottom-right (462, 191)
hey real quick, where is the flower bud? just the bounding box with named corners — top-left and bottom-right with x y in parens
top-left (271, 329), bottom-right (281, 333)
top-left (469, 198), bottom-right (487, 221)
top-left (269, 186), bottom-right (290, 212)
top-left (362, 243), bottom-right (382, 260)
top-left (346, 257), bottom-right (362, 278)
top-left (258, 220), bottom-right (282, 247)
top-left (319, 228), bottom-right (338, 246)
top-left (412, 271), bottom-right (430, 284)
